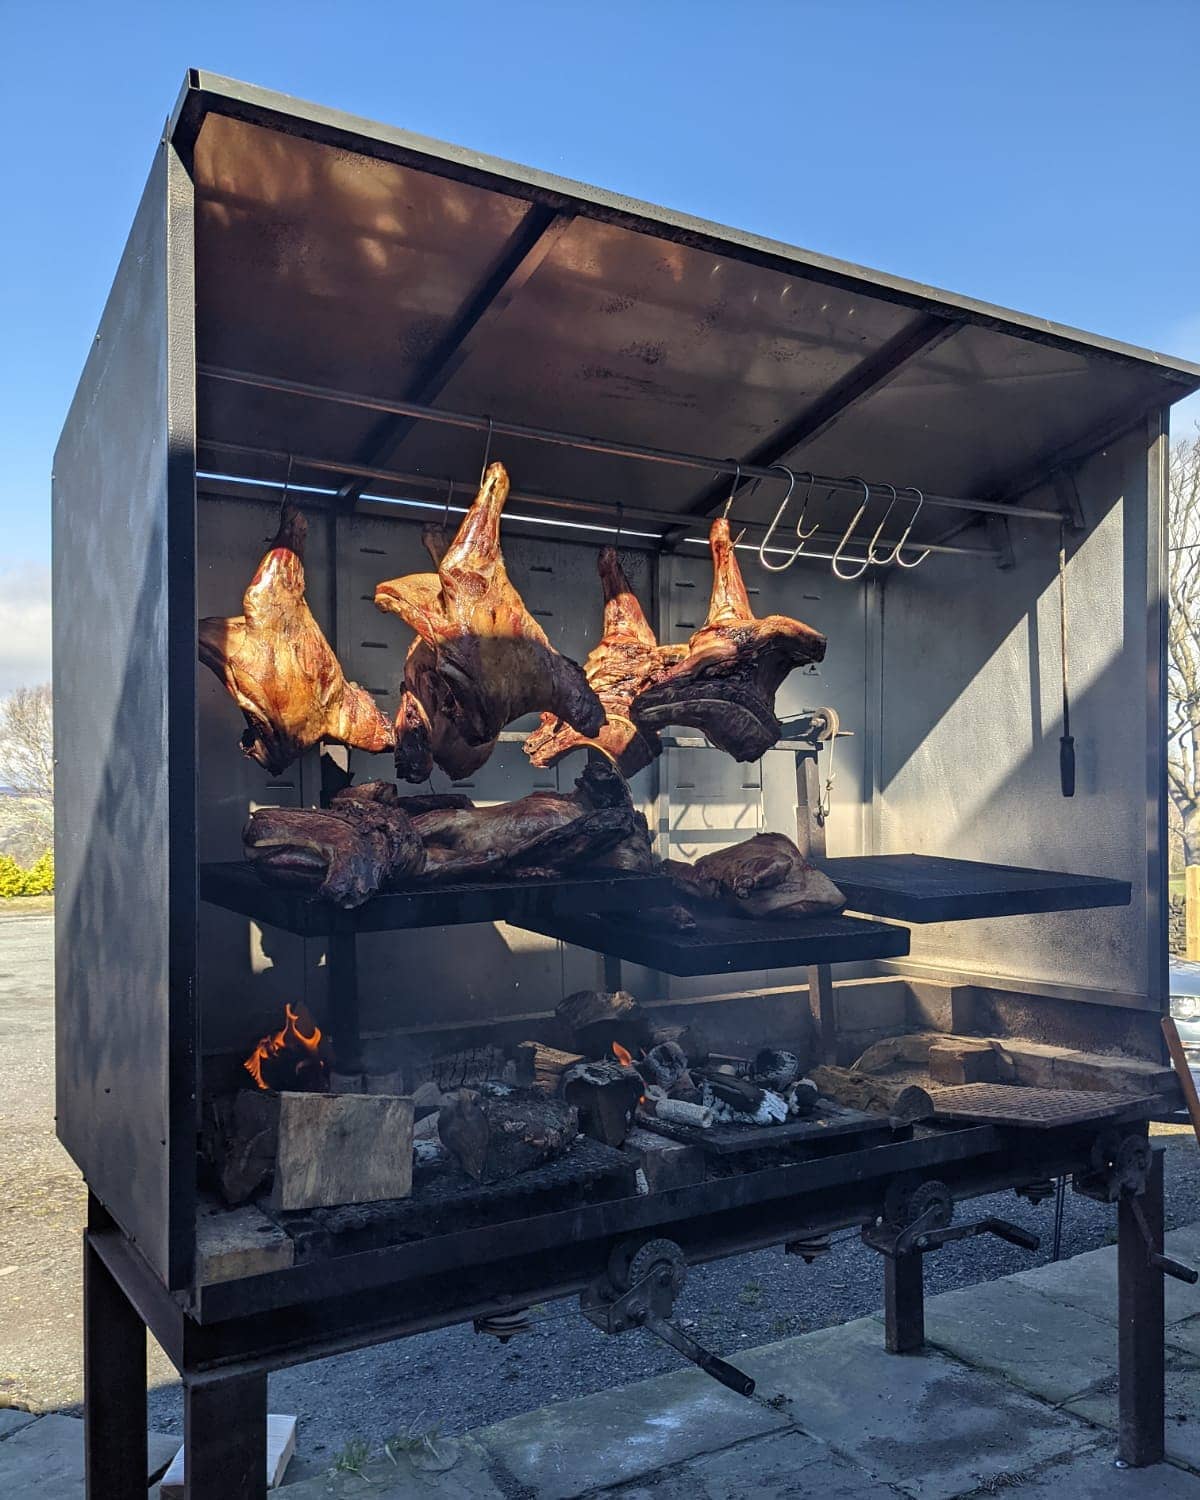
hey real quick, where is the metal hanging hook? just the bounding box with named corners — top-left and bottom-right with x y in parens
top-left (865, 483), bottom-right (901, 564)
top-left (479, 417), bottom-right (495, 484)
top-left (891, 486), bottom-right (932, 569)
top-left (613, 501), bottom-right (624, 548)
top-left (830, 477), bottom-right (873, 581)
top-left (758, 465), bottom-right (809, 572)
top-left (721, 462), bottom-right (742, 519)
top-left (794, 471), bottom-right (820, 544)
top-left (442, 475), bottom-right (455, 526)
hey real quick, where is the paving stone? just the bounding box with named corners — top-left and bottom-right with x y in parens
top-left (0, 1413), bottom-right (180, 1495)
top-left (740, 1317), bottom-right (1093, 1500)
top-left (922, 1276), bottom-right (1117, 1403)
top-left (475, 1364), bottom-right (788, 1500)
top-left (0, 1408), bottom-right (37, 1440)
top-left (1168, 1313), bottom-right (1200, 1360)
top-left (1014, 1235), bottom-right (1200, 1327)
top-left (608, 1428), bottom-right (899, 1498)
top-left (1064, 1352), bottom-right (1200, 1471)
top-left (997, 1445), bottom-right (1200, 1496)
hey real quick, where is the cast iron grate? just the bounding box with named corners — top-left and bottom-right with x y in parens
top-left (274, 1135), bottom-right (636, 1261)
top-left (929, 1083), bottom-right (1154, 1129)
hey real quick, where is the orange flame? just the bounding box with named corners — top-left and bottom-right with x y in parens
top-left (244, 1003), bottom-right (330, 1092)
top-left (611, 1041), bottom-right (634, 1068)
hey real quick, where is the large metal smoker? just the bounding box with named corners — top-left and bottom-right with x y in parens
top-left (53, 71), bottom-right (1200, 1498)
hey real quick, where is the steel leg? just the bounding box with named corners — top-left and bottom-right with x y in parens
top-left (327, 930), bottom-right (362, 1075)
top-left (1117, 1150), bottom-right (1165, 1467)
top-left (84, 1230), bottom-right (148, 1500)
top-left (184, 1371), bottom-right (268, 1500)
top-left (884, 1252), bottom-right (925, 1353)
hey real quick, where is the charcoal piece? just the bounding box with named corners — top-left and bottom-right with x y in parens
top-left (638, 1042), bottom-right (690, 1093)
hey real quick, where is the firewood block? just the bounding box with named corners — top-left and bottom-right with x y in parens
top-left (624, 1126), bottom-right (705, 1192)
top-left (562, 1060), bottom-right (643, 1147)
top-left (160, 1413), bottom-right (296, 1496)
top-left (514, 1041), bottom-right (586, 1091)
top-left (271, 1092), bottom-right (413, 1211)
top-left (928, 1040), bottom-right (998, 1087)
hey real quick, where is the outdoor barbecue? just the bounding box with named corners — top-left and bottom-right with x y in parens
top-left (50, 70), bottom-right (1199, 1499)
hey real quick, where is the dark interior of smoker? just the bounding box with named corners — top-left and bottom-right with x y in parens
top-left (52, 73), bottom-right (1200, 1486)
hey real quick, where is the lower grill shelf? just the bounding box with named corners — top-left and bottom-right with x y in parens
top-left (512, 909), bottom-right (911, 975)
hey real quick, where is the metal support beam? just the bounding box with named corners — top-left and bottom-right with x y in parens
top-left (1117, 1149), bottom-right (1165, 1467)
top-left (183, 1371), bottom-right (268, 1500)
top-left (337, 208), bottom-right (571, 507)
top-left (884, 1252), bottom-right (925, 1353)
top-left (84, 1209), bottom-right (148, 1500)
top-left (661, 313), bottom-right (959, 545)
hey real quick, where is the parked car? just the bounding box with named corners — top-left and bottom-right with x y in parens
top-left (1169, 958), bottom-right (1200, 1060)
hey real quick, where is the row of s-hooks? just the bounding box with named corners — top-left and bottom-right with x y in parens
top-left (720, 465), bottom-right (932, 580)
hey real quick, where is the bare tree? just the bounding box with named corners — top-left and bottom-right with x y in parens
top-left (1168, 432), bottom-right (1200, 864)
top-left (0, 683), bottom-right (53, 864)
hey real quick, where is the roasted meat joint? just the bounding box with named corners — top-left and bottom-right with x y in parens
top-left (54, 71), bottom-right (1197, 1499)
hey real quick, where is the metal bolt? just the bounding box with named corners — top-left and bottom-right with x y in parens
top-left (917, 1236), bottom-right (928, 1248)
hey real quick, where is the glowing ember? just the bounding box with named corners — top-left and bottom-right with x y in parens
top-left (244, 1003), bottom-right (331, 1092)
top-left (611, 1041), bottom-right (634, 1069)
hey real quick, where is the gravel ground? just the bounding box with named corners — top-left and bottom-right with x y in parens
top-left (2, 904), bottom-right (1197, 1481)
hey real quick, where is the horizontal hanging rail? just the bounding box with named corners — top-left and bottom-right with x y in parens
top-left (198, 364), bottom-right (1067, 526)
top-left (198, 438), bottom-right (1001, 560)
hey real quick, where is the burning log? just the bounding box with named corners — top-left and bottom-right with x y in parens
top-left (809, 1064), bottom-right (934, 1122)
top-left (513, 1041), bottom-right (586, 1092)
top-left (438, 1089), bottom-right (578, 1183)
top-left (244, 1003), bottom-right (332, 1093)
top-left (413, 1046), bottom-right (516, 1092)
top-left (638, 1041), bottom-right (691, 1093)
top-left (555, 989), bottom-right (652, 1056)
top-left (561, 1060), bottom-right (643, 1147)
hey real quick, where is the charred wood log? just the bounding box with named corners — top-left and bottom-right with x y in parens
top-left (651, 1022), bottom-right (711, 1068)
top-left (437, 1089), bottom-right (578, 1183)
top-left (561, 1061), bottom-right (643, 1147)
top-left (413, 1046), bottom-right (515, 1093)
top-left (200, 1091), bottom-right (280, 1206)
top-left (513, 1041), bottom-right (586, 1091)
top-left (555, 989), bottom-right (652, 1056)
top-left (809, 1064), bottom-right (934, 1122)
top-left (637, 1042), bottom-right (691, 1093)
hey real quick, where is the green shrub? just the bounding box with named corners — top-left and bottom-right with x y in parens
top-left (0, 849), bottom-right (54, 897)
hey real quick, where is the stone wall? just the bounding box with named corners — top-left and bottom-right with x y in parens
top-left (1171, 895), bottom-right (1186, 956)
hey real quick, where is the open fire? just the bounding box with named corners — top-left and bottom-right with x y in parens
top-left (244, 1003), bottom-right (332, 1092)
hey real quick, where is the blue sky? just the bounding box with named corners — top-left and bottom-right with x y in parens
top-left (1, 0), bottom-right (1198, 688)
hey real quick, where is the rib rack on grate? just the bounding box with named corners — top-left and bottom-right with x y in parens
top-left (929, 1083), bottom-right (1154, 1129)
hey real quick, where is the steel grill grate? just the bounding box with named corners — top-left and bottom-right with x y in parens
top-left (929, 1084), bottom-right (1153, 1129)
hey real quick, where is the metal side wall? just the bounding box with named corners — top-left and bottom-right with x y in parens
top-left (53, 143), bottom-right (197, 1288)
top-left (876, 424), bottom-right (1161, 1013)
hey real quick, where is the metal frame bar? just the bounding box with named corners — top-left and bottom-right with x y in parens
top-left (664, 313), bottom-right (960, 541)
top-left (1118, 1149), bottom-right (1165, 1466)
top-left (198, 366), bottom-right (1067, 527)
top-left (336, 207), bottom-right (572, 507)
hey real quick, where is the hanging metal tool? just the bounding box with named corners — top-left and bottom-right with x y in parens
top-left (1058, 524), bottom-right (1075, 797)
top-left (878, 486), bottom-right (932, 570)
top-left (830, 477), bottom-right (873, 581)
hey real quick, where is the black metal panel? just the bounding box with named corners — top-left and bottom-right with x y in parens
top-left (53, 143), bottom-right (197, 1288)
top-left (511, 910), bottom-right (910, 977)
top-left (819, 853), bottom-right (1132, 923)
top-left (199, 863), bottom-right (672, 935)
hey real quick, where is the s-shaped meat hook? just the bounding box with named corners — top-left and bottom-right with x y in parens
top-left (758, 467), bottom-right (819, 572)
top-left (829, 477), bottom-right (873, 581)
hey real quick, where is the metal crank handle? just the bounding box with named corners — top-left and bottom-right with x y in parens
top-left (641, 1311), bottom-right (756, 1398)
top-left (1151, 1251), bottom-right (1199, 1286)
top-left (980, 1217), bottom-right (1040, 1252)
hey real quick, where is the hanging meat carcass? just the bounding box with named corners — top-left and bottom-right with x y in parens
top-left (524, 547), bottom-right (684, 778)
top-left (410, 760), bottom-right (640, 881)
top-left (375, 463), bottom-right (604, 782)
top-left (666, 832), bottom-right (845, 919)
top-left (199, 504), bottom-right (394, 775)
top-left (631, 517), bottom-right (826, 760)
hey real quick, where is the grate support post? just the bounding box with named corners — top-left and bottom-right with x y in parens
top-left (1117, 1148), bottom-right (1165, 1466)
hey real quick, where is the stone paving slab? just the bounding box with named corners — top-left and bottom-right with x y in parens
top-left (1168, 1313), bottom-right (1200, 1360)
top-left (740, 1317), bottom-right (1094, 1500)
top-left (921, 1275), bottom-right (1118, 1403)
top-left (1012, 1226), bottom-right (1200, 1328)
top-left (997, 1445), bottom-right (1200, 1496)
top-left (1063, 1351), bottom-right (1200, 1472)
top-left (607, 1427), bottom-right (899, 1499)
top-left (474, 1365), bottom-right (790, 1500)
top-left (0, 1408), bottom-right (38, 1440)
top-left (274, 1434), bottom-right (504, 1498)
top-left (0, 1413), bottom-right (180, 1495)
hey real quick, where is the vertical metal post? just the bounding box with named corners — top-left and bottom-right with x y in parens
top-left (1117, 1150), bottom-right (1165, 1467)
top-left (796, 747), bottom-right (837, 1063)
top-left (328, 930), bottom-right (362, 1075)
top-left (183, 1371), bottom-right (268, 1500)
top-left (84, 1226), bottom-right (148, 1499)
top-left (883, 1252), bottom-right (925, 1353)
